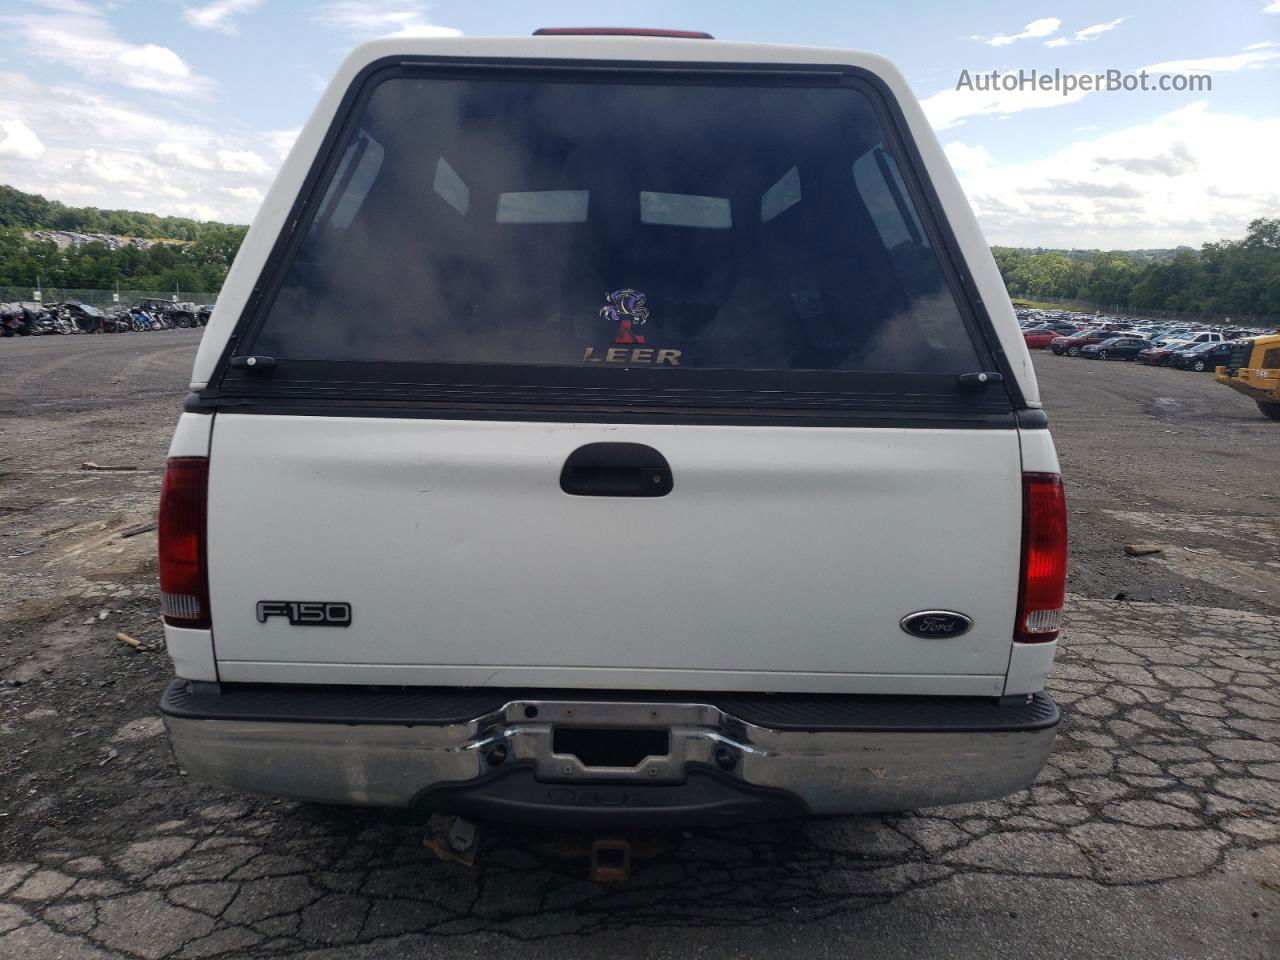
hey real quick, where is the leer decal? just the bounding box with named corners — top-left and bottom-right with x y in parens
top-left (601, 288), bottom-right (649, 344)
top-left (582, 288), bottom-right (682, 365)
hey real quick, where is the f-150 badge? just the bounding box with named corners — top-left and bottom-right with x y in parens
top-left (257, 601), bottom-right (352, 626)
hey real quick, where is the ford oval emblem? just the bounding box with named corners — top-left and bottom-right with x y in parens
top-left (900, 611), bottom-right (973, 638)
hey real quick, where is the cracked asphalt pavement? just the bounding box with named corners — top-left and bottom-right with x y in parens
top-left (1, 333), bottom-right (1278, 959)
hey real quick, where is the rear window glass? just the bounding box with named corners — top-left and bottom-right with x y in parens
top-left (249, 72), bottom-right (980, 375)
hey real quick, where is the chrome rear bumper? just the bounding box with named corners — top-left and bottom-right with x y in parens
top-left (161, 682), bottom-right (1057, 822)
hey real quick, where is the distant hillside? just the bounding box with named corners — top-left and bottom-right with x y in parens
top-left (0, 184), bottom-right (243, 242)
top-left (994, 219), bottom-right (1280, 319)
top-left (1007, 247), bottom-right (1197, 265)
top-left (0, 185), bottom-right (246, 293)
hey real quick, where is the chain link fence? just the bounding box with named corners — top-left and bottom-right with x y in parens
top-left (0, 286), bottom-right (219, 308)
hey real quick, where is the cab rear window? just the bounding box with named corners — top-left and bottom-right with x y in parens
top-left (245, 68), bottom-right (983, 379)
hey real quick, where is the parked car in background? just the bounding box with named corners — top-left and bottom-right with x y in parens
top-left (0, 302), bottom-right (39, 336)
top-left (1171, 341), bottom-right (1236, 372)
top-left (1154, 330), bottom-right (1224, 348)
top-left (1080, 336), bottom-right (1151, 360)
top-left (1024, 327), bottom-right (1070, 349)
top-left (1137, 344), bottom-right (1184, 365)
top-left (1037, 320), bottom-right (1081, 334)
top-left (55, 301), bottom-right (107, 334)
top-left (1050, 332), bottom-right (1089, 355)
top-left (1055, 330), bottom-right (1131, 356)
top-left (130, 298), bottom-right (199, 329)
top-left (1181, 331), bottom-right (1226, 346)
top-left (1151, 329), bottom-right (1194, 346)
top-left (1014, 308), bottom-right (1097, 334)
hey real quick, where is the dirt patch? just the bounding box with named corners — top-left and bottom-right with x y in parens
top-left (0, 598), bottom-right (73, 626)
top-left (2, 623), bottom-right (95, 684)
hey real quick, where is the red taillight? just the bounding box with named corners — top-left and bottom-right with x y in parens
top-left (1016, 472), bottom-right (1067, 643)
top-left (533, 27), bottom-right (714, 38)
top-left (158, 457), bottom-right (210, 629)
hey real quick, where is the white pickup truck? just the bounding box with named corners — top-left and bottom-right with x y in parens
top-left (158, 29), bottom-right (1066, 826)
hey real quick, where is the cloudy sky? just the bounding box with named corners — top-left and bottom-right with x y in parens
top-left (0, 0), bottom-right (1277, 248)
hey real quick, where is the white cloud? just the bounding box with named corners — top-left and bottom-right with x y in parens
top-left (2, 4), bottom-right (214, 97)
top-left (1075, 18), bottom-right (1125, 41)
top-left (1096, 141), bottom-right (1198, 177)
top-left (0, 71), bottom-right (284, 223)
top-left (76, 148), bottom-right (158, 186)
top-left (978, 17), bottom-right (1061, 47)
top-left (950, 102), bottom-right (1280, 248)
top-left (1046, 17), bottom-right (1125, 47)
top-left (1245, 41), bottom-right (1279, 50)
top-left (0, 117), bottom-right (45, 159)
top-left (216, 148), bottom-right (271, 176)
top-left (220, 185), bottom-right (264, 202)
top-left (1143, 49), bottom-right (1280, 73)
top-left (115, 45), bottom-right (206, 94)
top-left (155, 141), bottom-right (215, 171)
top-left (184, 0), bottom-right (263, 34)
top-left (0, 72), bottom-right (207, 145)
top-left (26, 1), bottom-right (97, 13)
top-left (313, 1), bottom-right (461, 37)
top-left (1266, 1), bottom-right (1280, 13)
top-left (264, 128), bottom-right (300, 159)
top-left (922, 82), bottom-right (1090, 131)
top-left (170, 202), bottom-right (223, 220)
top-left (943, 141), bottom-right (994, 172)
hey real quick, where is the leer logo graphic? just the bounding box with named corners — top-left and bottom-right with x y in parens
top-left (582, 289), bottom-right (682, 365)
top-left (602, 288), bottom-right (649, 344)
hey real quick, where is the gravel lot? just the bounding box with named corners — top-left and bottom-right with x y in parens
top-left (1, 332), bottom-right (1277, 959)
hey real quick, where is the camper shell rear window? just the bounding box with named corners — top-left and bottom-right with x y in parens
top-left (217, 59), bottom-right (1009, 421)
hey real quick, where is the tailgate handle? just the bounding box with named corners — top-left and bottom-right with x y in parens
top-left (560, 443), bottom-right (673, 498)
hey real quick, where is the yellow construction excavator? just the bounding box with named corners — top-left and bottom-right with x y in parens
top-left (1217, 334), bottom-right (1280, 420)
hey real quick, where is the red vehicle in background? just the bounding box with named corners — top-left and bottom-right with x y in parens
top-left (1051, 329), bottom-right (1142, 356)
top-left (1137, 344), bottom-right (1184, 365)
top-left (1051, 330), bottom-right (1110, 356)
top-left (1023, 327), bottom-right (1068, 349)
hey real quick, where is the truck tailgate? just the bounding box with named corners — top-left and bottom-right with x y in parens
top-left (206, 415), bottom-right (1021, 694)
